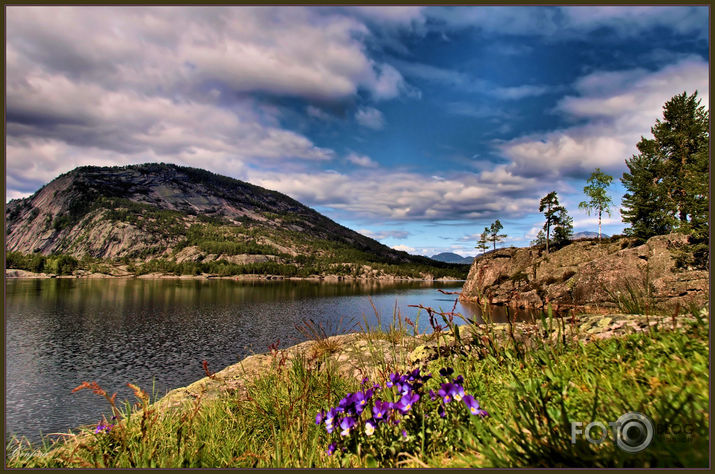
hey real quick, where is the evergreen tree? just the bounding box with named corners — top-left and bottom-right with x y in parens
top-left (475, 227), bottom-right (490, 254)
top-left (552, 207), bottom-right (573, 247)
top-left (578, 168), bottom-right (613, 240)
top-left (621, 91), bottom-right (709, 267)
top-left (488, 219), bottom-right (507, 250)
top-left (539, 191), bottom-right (560, 254)
top-left (621, 138), bottom-right (674, 239)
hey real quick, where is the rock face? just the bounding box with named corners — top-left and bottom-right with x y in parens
top-left (460, 234), bottom-right (708, 310)
top-left (4, 164), bottom-right (456, 275)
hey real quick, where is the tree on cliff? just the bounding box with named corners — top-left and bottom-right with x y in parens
top-left (539, 191), bottom-right (559, 254)
top-left (578, 168), bottom-right (613, 240)
top-left (488, 219), bottom-right (507, 250)
top-left (475, 227), bottom-right (490, 254)
top-left (538, 192), bottom-right (573, 253)
top-left (621, 91), bottom-right (709, 268)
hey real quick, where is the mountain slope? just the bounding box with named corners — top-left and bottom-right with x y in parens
top-left (6, 163), bottom-right (464, 278)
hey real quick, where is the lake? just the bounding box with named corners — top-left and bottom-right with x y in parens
top-left (5, 278), bottom-right (535, 444)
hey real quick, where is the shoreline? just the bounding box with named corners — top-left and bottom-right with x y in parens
top-left (4, 268), bottom-right (464, 283)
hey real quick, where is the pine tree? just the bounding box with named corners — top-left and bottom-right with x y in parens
top-left (552, 207), bottom-right (573, 247)
top-left (488, 219), bottom-right (507, 250)
top-left (475, 227), bottom-right (490, 254)
top-left (621, 138), bottom-right (674, 239)
top-left (578, 168), bottom-right (613, 240)
top-left (621, 90), bottom-right (708, 262)
top-left (539, 191), bottom-right (559, 254)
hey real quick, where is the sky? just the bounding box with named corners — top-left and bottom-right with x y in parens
top-left (5, 6), bottom-right (710, 257)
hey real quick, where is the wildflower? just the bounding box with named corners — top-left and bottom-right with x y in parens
top-left (315, 410), bottom-right (326, 425)
top-left (326, 443), bottom-right (337, 456)
top-left (361, 377), bottom-right (370, 386)
top-left (365, 420), bottom-right (376, 436)
top-left (395, 392), bottom-right (420, 414)
top-left (429, 389), bottom-right (438, 401)
top-left (452, 375), bottom-right (464, 385)
top-left (339, 416), bottom-right (356, 437)
top-left (402, 429), bottom-right (408, 439)
top-left (372, 400), bottom-right (390, 420)
top-left (94, 422), bottom-right (112, 434)
top-left (462, 395), bottom-right (488, 416)
top-left (437, 405), bottom-right (446, 418)
top-left (438, 383), bottom-right (457, 403)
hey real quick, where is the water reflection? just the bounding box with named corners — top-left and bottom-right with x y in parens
top-left (5, 278), bottom-right (534, 444)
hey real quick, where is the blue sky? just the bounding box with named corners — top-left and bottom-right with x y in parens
top-left (5, 6), bottom-right (709, 256)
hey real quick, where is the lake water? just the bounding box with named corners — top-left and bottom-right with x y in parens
top-left (5, 278), bottom-right (535, 444)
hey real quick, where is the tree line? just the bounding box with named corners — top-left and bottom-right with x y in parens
top-left (475, 91), bottom-right (708, 267)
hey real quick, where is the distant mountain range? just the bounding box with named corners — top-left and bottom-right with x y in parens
top-left (430, 252), bottom-right (474, 264)
top-left (5, 163), bottom-right (466, 279)
top-left (572, 231), bottom-right (610, 240)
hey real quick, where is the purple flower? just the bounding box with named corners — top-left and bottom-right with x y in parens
top-left (315, 410), bottom-right (326, 425)
top-left (395, 392), bottom-right (420, 414)
top-left (438, 383), bottom-right (456, 403)
top-left (386, 372), bottom-right (404, 388)
top-left (372, 399), bottom-right (390, 420)
top-left (401, 429), bottom-right (408, 439)
top-left (429, 389), bottom-right (438, 401)
top-left (437, 405), bottom-right (446, 418)
top-left (462, 395), bottom-right (488, 416)
top-left (452, 375), bottom-right (464, 385)
top-left (94, 422), bottom-right (112, 434)
top-left (339, 416), bottom-right (356, 437)
top-left (361, 377), bottom-right (370, 386)
top-left (326, 442), bottom-right (337, 456)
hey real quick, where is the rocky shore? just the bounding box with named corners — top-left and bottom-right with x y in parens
top-left (460, 233), bottom-right (707, 311)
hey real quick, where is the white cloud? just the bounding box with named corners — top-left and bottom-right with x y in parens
top-left (355, 107), bottom-right (386, 129)
top-left (346, 153), bottom-right (378, 168)
top-left (246, 164), bottom-right (542, 221)
top-left (392, 244), bottom-right (416, 253)
top-left (498, 57), bottom-right (709, 179)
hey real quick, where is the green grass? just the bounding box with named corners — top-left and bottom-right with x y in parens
top-left (6, 310), bottom-right (708, 468)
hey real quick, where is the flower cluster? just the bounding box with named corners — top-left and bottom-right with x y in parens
top-left (315, 368), bottom-right (487, 457)
top-left (94, 422), bottom-right (114, 434)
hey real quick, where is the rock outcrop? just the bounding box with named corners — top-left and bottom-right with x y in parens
top-left (460, 234), bottom-right (708, 310)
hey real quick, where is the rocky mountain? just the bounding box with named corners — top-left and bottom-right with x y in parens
top-left (431, 252), bottom-right (474, 264)
top-left (460, 233), bottom-right (707, 311)
top-left (5, 163), bottom-right (464, 278)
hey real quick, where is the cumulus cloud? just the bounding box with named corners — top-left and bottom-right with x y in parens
top-left (391, 244), bottom-right (416, 253)
top-left (498, 57), bottom-right (709, 179)
top-left (346, 153), bottom-right (379, 168)
top-left (246, 164), bottom-right (543, 222)
top-left (355, 107), bottom-right (386, 129)
top-left (5, 6), bottom-right (415, 198)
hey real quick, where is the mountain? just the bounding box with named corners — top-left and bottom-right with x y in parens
top-left (430, 252), bottom-right (474, 264)
top-left (572, 231), bottom-right (610, 240)
top-left (5, 163), bottom-right (466, 279)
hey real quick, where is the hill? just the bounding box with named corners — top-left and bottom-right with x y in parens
top-left (430, 252), bottom-right (474, 264)
top-left (5, 163), bottom-right (465, 279)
